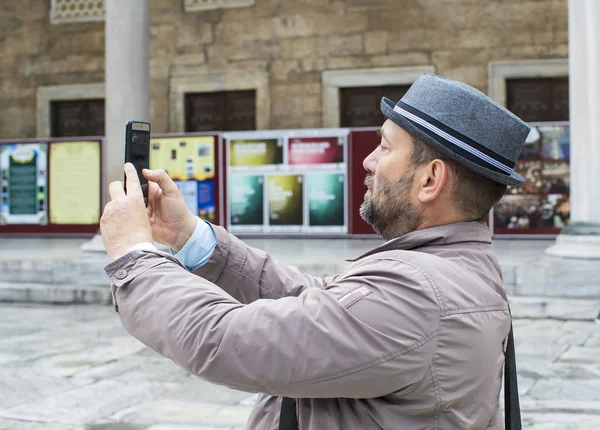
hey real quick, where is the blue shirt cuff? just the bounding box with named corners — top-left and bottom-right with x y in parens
top-left (170, 218), bottom-right (217, 272)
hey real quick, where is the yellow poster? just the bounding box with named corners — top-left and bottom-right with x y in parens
top-left (49, 141), bottom-right (101, 225)
top-left (150, 136), bottom-right (215, 181)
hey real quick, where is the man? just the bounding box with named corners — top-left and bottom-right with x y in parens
top-left (101, 74), bottom-right (530, 429)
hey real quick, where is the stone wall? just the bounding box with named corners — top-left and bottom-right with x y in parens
top-left (0, 0), bottom-right (568, 138)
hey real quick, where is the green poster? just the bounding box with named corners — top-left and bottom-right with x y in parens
top-left (229, 174), bottom-right (264, 225)
top-left (9, 154), bottom-right (37, 215)
top-left (307, 173), bottom-right (345, 226)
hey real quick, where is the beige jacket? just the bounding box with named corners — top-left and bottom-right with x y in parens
top-left (106, 222), bottom-right (510, 429)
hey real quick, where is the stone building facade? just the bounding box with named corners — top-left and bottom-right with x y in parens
top-left (0, 0), bottom-right (568, 139)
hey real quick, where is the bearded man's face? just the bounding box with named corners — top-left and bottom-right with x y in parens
top-left (360, 120), bottom-right (423, 240)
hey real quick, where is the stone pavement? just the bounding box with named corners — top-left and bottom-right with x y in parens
top-left (0, 303), bottom-right (599, 429)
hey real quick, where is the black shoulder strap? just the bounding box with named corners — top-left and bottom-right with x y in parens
top-left (279, 397), bottom-right (299, 430)
top-left (504, 324), bottom-right (522, 430)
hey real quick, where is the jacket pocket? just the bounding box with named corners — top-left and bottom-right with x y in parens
top-left (337, 284), bottom-right (373, 309)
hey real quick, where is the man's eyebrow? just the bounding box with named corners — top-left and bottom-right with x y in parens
top-left (377, 128), bottom-right (390, 143)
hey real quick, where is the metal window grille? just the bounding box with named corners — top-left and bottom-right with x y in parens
top-left (50, 0), bottom-right (105, 24)
top-left (184, 0), bottom-right (255, 12)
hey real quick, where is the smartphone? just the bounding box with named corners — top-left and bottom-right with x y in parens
top-left (124, 120), bottom-right (150, 196)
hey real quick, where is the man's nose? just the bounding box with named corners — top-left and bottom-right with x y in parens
top-left (363, 149), bottom-right (378, 174)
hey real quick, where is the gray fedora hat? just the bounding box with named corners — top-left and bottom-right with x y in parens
top-left (381, 74), bottom-right (530, 186)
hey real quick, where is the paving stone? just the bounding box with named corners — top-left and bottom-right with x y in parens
top-left (0, 282), bottom-right (111, 305)
top-left (517, 376), bottom-right (536, 397)
top-left (559, 346), bottom-right (600, 364)
top-left (110, 399), bottom-right (252, 427)
top-left (76, 424), bottom-right (146, 430)
top-left (0, 380), bottom-right (157, 425)
top-left (146, 426), bottom-right (244, 430)
top-left (510, 297), bottom-right (600, 321)
top-left (73, 355), bottom-right (186, 383)
top-left (157, 375), bottom-right (253, 405)
top-left (203, 405), bottom-right (254, 427)
top-left (0, 352), bottom-right (20, 365)
top-left (521, 398), bottom-right (600, 414)
top-left (0, 322), bottom-right (40, 338)
top-left (561, 320), bottom-right (599, 334)
top-left (514, 354), bottom-right (555, 379)
top-left (0, 334), bottom-right (94, 367)
top-left (527, 379), bottom-right (600, 402)
top-left (239, 393), bottom-right (259, 406)
top-left (523, 413), bottom-right (600, 430)
top-left (584, 334), bottom-right (600, 347)
top-left (29, 336), bottom-right (147, 378)
top-left (515, 341), bottom-right (569, 357)
top-left (0, 367), bottom-right (92, 410)
top-left (552, 362), bottom-right (600, 379)
top-left (0, 419), bottom-right (76, 430)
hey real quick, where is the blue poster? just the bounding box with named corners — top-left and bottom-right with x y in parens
top-left (198, 180), bottom-right (215, 223)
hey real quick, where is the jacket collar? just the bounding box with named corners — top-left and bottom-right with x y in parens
top-left (347, 222), bottom-right (492, 262)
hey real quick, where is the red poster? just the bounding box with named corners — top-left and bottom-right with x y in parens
top-left (288, 137), bottom-right (344, 165)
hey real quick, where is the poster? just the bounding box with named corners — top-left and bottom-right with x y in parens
top-left (229, 174), bottom-right (264, 226)
top-left (174, 180), bottom-right (198, 216)
top-left (268, 174), bottom-right (303, 226)
top-left (493, 124), bottom-right (570, 235)
top-left (288, 137), bottom-right (344, 165)
top-left (152, 136), bottom-right (217, 223)
top-left (0, 143), bottom-right (47, 225)
top-left (49, 141), bottom-right (101, 225)
top-left (229, 138), bottom-right (283, 167)
top-left (150, 136), bottom-right (215, 181)
top-left (197, 180), bottom-right (215, 223)
top-left (307, 173), bottom-right (345, 226)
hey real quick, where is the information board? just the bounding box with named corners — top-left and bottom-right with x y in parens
top-left (226, 130), bottom-right (348, 234)
top-left (0, 143), bottom-right (47, 225)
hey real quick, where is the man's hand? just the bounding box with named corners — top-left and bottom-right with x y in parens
top-left (100, 163), bottom-right (153, 261)
top-left (142, 168), bottom-right (197, 252)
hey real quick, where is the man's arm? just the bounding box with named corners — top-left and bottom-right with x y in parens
top-left (106, 250), bottom-right (439, 398)
top-left (175, 220), bottom-right (339, 303)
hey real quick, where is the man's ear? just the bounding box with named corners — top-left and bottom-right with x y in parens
top-left (417, 160), bottom-right (450, 203)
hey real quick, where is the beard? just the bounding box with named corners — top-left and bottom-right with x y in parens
top-left (359, 171), bottom-right (423, 240)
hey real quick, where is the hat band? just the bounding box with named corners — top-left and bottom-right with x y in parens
top-left (393, 102), bottom-right (515, 176)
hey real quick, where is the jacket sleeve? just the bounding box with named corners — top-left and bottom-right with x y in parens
top-left (190, 224), bottom-right (339, 303)
top-left (106, 249), bottom-right (440, 399)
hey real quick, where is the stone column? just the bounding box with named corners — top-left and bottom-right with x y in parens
top-left (546, 0), bottom-right (600, 258)
top-left (82, 0), bottom-right (150, 252)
